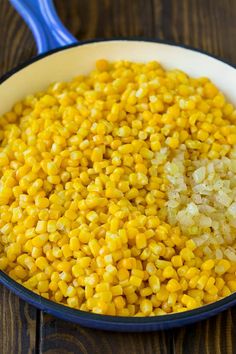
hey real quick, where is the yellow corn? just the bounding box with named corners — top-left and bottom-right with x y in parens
top-left (0, 59), bottom-right (235, 317)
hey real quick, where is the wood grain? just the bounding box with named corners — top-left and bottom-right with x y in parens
top-left (0, 0), bottom-right (35, 76)
top-left (0, 284), bottom-right (38, 354)
top-left (38, 313), bottom-right (173, 354)
top-left (0, 0), bottom-right (236, 353)
top-left (173, 310), bottom-right (234, 354)
top-left (54, 0), bottom-right (236, 64)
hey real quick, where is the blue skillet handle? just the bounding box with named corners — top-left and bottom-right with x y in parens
top-left (10, 0), bottom-right (78, 54)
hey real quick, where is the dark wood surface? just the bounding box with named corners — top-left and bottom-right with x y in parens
top-left (0, 0), bottom-right (236, 353)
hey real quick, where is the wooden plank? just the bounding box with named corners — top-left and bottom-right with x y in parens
top-left (173, 309), bottom-right (234, 354)
top-left (0, 0), bottom-right (35, 76)
top-left (38, 313), bottom-right (173, 354)
top-left (0, 284), bottom-right (38, 354)
top-left (54, 0), bottom-right (236, 64)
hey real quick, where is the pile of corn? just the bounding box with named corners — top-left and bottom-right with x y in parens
top-left (0, 59), bottom-right (236, 316)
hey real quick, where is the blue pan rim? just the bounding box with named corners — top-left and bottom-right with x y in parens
top-left (0, 37), bottom-right (236, 331)
top-left (1, 269), bottom-right (236, 331)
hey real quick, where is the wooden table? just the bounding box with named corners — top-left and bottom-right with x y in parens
top-left (0, 0), bottom-right (236, 353)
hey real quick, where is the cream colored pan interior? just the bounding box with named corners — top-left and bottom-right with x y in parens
top-left (0, 40), bottom-right (236, 116)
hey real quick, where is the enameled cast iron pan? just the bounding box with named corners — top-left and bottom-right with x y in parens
top-left (0, 0), bottom-right (236, 331)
